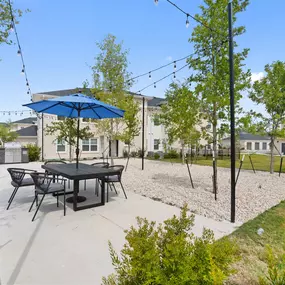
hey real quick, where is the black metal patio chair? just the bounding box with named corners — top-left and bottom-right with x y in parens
top-left (103, 165), bottom-right (127, 202)
top-left (84, 162), bottom-right (109, 194)
top-left (29, 172), bottom-right (66, 222)
top-left (44, 160), bottom-right (70, 188)
top-left (7, 168), bottom-right (36, 210)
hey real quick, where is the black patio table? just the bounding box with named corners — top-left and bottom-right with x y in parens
top-left (41, 162), bottom-right (120, 211)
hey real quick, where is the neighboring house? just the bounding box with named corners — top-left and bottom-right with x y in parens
top-left (15, 125), bottom-right (38, 146)
top-left (0, 117), bottom-right (38, 147)
top-left (11, 117), bottom-right (37, 131)
top-left (274, 138), bottom-right (285, 155)
top-left (222, 131), bottom-right (270, 153)
top-left (30, 88), bottom-right (208, 160)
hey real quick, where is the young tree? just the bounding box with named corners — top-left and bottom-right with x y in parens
top-left (188, 0), bottom-right (251, 192)
top-left (0, 122), bottom-right (18, 146)
top-left (249, 61), bottom-right (285, 174)
top-left (0, 0), bottom-right (24, 45)
top-left (45, 118), bottom-right (93, 162)
top-left (91, 34), bottom-right (139, 162)
top-left (116, 95), bottom-right (140, 157)
top-left (158, 82), bottom-right (200, 164)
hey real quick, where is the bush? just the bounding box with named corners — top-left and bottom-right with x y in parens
top-left (102, 205), bottom-right (238, 285)
top-left (130, 151), bottom-right (137, 158)
top-left (26, 144), bottom-right (41, 162)
top-left (137, 148), bottom-right (146, 158)
top-left (154, 153), bottom-right (160, 160)
top-left (164, 149), bottom-right (179, 159)
top-left (123, 150), bottom-right (128, 158)
top-left (259, 246), bottom-right (285, 285)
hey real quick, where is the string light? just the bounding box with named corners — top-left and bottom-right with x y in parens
top-left (173, 72), bottom-right (176, 79)
top-left (8, 0), bottom-right (32, 97)
top-left (186, 14), bottom-right (190, 28)
top-left (136, 62), bottom-right (191, 93)
top-left (127, 53), bottom-right (193, 83)
top-left (154, 0), bottom-right (158, 5)
top-left (174, 61), bottom-right (177, 70)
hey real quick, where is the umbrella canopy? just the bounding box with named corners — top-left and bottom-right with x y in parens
top-left (23, 93), bottom-right (125, 168)
top-left (23, 93), bottom-right (125, 119)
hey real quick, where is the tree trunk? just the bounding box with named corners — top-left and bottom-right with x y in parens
top-left (181, 142), bottom-right (185, 164)
top-left (212, 117), bottom-right (218, 194)
top-left (69, 144), bottom-right (72, 162)
top-left (270, 137), bottom-right (274, 174)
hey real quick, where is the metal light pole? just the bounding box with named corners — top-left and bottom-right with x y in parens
top-left (41, 115), bottom-right (44, 161)
top-left (142, 97), bottom-right (145, 170)
top-left (228, 2), bottom-right (236, 223)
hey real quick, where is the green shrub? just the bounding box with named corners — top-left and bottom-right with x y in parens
top-left (164, 149), bottom-right (179, 159)
top-left (26, 144), bottom-right (41, 162)
top-left (259, 246), bottom-right (285, 285)
top-left (130, 151), bottom-right (137, 158)
top-left (102, 205), bottom-right (238, 285)
top-left (123, 150), bottom-right (128, 158)
top-left (154, 153), bottom-right (160, 160)
top-left (137, 148), bottom-right (146, 158)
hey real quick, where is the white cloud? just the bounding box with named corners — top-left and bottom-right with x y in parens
top-left (251, 72), bottom-right (264, 83)
top-left (165, 56), bottom-right (172, 62)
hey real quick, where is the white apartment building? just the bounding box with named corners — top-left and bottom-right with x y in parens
top-left (28, 88), bottom-right (207, 160)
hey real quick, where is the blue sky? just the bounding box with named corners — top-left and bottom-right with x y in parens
top-left (1, 0), bottom-right (285, 121)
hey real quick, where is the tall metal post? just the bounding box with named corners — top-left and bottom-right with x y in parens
top-left (228, 2), bottom-right (236, 223)
top-left (41, 115), bottom-right (44, 161)
top-left (142, 97), bottom-right (145, 170)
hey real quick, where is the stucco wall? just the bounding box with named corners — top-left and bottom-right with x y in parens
top-left (15, 137), bottom-right (37, 147)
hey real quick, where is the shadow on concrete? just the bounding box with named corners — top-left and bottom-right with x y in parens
top-left (6, 214), bottom-right (46, 285)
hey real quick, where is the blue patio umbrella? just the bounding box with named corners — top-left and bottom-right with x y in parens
top-left (23, 93), bottom-right (125, 168)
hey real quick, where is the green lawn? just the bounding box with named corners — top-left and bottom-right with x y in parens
top-left (227, 201), bottom-right (285, 284)
top-left (154, 154), bottom-right (285, 173)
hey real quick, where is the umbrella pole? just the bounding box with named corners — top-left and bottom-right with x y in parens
top-left (76, 116), bottom-right (80, 169)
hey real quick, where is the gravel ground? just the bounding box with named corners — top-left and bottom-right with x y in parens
top-left (1, 159), bottom-right (284, 223)
top-left (120, 158), bottom-right (285, 223)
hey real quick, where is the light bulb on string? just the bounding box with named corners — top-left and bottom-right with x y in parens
top-left (154, 82), bottom-right (157, 88)
top-left (17, 49), bottom-right (21, 56)
top-left (21, 67), bottom-right (25, 75)
top-left (26, 82), bottom-right (29, 87)
top-left (154, 0), bottom-right (158, 5)
top-left (174, 61), bottom-right (177, 70)
top-left (9, 24), bottom-right (14, 32)
top-left (186, 14), bottom-right (190, 28)
top-left (173, 72), bottom-right (176, 79)
top-left (149, 72), bottom-right (152, 80)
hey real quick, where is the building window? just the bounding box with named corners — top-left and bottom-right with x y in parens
top-left (262, 142), bottom-right (267, 150)
top-left (57, 139), bottom-right (66, 152)
top-left (247, 142), bottom-right (252, 150)
top-left (154, 139), bottom-right (160, 150)
top-left (82, 138), bottom-right (98, 152)
top-left (255, 142), bottom-right (260, 150)
top-left (57, 116), bottom-right (65, 121)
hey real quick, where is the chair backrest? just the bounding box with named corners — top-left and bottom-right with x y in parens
top-left (7, 168), bottom-right (26, 186)
top-left (91, 162), bottom-right (109, 168)
top-left (30, 172), bottom-right (53, 193)
top-left (44, 160), bottom-right (67, 165)
top-left (107, 165), bottom-right (124, 181)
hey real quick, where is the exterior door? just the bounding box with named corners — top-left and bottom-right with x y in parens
top-left (282, 143), bottom-right (285, 155)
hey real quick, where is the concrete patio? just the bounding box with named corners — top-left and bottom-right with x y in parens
top-left (0, 161), bottom-right (237, 285)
